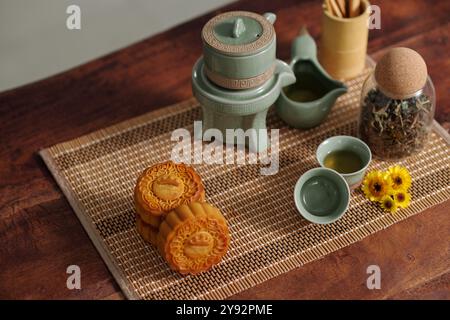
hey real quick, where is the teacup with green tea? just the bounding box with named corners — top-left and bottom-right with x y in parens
top-left (316, 135), bottom-right (372, 190)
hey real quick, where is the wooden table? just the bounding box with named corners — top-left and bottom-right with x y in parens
top-left (0, 0), bottom-right (449, 300)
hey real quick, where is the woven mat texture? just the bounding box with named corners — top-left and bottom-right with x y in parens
top-left (40, 68), bottom-right (450, 300)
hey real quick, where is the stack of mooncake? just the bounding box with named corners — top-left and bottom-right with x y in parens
top-left (134, 161), bottom-right (230, 275)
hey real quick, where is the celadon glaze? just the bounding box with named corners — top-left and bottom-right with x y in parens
top-left (202, 12), bottom-right (277, 88)
top-left (213, 16), bottom-right (263, 45)
top-left (192, 57), bottom-right (295, 152)
top-left (294, 167), bottom-right (350, 224)
top-left (275, 27), bottom-right (347, 129)
top-left (203, 41), bottom-right (276, 79)
top-left (204, 13), bottom-right (276, 78)
top-left (316, 135), bottom-right (372, 189)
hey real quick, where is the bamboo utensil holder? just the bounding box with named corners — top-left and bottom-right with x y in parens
top-left (319, 0), bottom-right (370, 79)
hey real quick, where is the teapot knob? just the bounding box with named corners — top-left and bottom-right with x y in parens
top-left (232, 18), bottom-right (246, 38)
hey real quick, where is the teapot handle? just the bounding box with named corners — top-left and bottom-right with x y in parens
top-left (275, 60), bottom-right (296, 87)
top-left (263, 12), bottom-right (277, 25)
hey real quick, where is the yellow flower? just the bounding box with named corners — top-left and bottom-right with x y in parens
top-left (393, 190), bottom-right (411, 209)
top-left (388, 166), bottom-right (412, 191)
top-left (380, 195), bottom-right (398, 213)
top-left (361, 170), bottom-right (392, 202)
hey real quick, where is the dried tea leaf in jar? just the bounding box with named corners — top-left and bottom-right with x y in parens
top-left (358, 48), bottom-right (435, 160)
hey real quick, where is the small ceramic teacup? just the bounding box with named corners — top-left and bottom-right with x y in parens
top-left (316, 135), bottom-right (372, 190)
top-left (294, 167), bottom-right (350, 224)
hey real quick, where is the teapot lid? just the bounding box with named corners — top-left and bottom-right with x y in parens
top-left (201, 11), bottom-right (275, 57)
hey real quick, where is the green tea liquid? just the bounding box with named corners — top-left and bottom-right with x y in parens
top-left (283, 73), bottom-right (328, 102)
top-left (324, 150), bottom-right (363, 174)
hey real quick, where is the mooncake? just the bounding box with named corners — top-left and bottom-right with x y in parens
top-left (136, 215), bottom-right (158, 246)
top-left (134, 161), bottom-right (205, 221)
top-left (134, 196), bottom-right (162, 228)
top-left (157, 202), bottom-right (230, 275)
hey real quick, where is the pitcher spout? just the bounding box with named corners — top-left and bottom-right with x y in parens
top-left (329, 85), bottom-right (348, 100)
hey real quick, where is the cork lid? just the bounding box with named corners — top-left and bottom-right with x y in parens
top-left (201, 11), bottom-right (275, 57)
top-left (375, 47), bottom-right (428, 99)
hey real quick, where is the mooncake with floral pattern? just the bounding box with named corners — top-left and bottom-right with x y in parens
top-left (134, 161), bottom-right (205, 223)
top-left (157, 202), bottom-right (230, 275)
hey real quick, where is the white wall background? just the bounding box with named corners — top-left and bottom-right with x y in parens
top-left (0, 0), bottom-right (234, 92)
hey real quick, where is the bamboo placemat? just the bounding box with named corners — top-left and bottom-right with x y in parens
top-left (40, 68), bottom-right (450, 300)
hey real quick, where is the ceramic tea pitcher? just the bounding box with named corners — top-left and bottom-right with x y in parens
top-left (275, 28), bottom-right (347, 129)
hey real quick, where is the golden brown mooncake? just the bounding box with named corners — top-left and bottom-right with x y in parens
top-left (134, 195), bottom-right (162, 228)
top-left (157, 202), bottom-right (230, 275)
top-left (134, 161), bottom-right (205, 219)
top-left (136, 215), bottom-right (158, 246)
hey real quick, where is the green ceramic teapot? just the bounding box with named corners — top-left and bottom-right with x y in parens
top-left (202, 11), bottom-right (277, 90)
top-left (192, 57), bottom-right (295, 152)
top-left (192, 11), bottom-right (296, 153)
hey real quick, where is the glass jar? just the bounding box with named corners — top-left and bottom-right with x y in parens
top-left (358, 72), bottom-right (435, 160)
